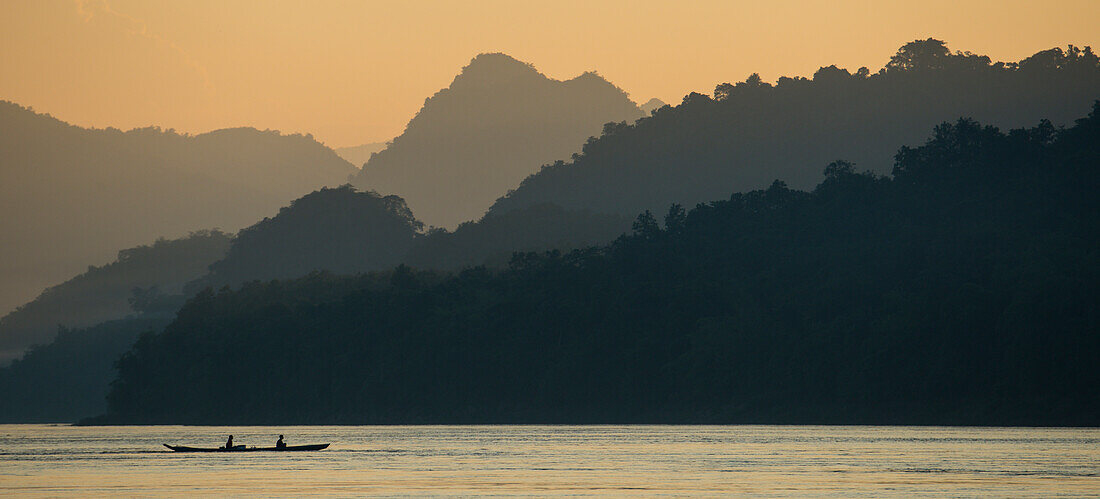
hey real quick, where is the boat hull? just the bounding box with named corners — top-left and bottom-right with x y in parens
top-left (163, 443), bottom-right (329, 452)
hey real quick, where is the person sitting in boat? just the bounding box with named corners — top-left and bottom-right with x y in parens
top-left (276, 435), bottom-right (286, 448)
top-left (224, 435), bottom-right (234, 449)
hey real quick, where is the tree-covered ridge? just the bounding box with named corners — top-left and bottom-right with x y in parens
top-left (189, 186), bottom-right (423, 291)
top-left (349, 53), bottom-right (644, 229)
top-left (488, 39), bottom-right (1100, 220)
top-left (184, 188), bottom-right (631, 292)
top-left (97, 103), bottom-right (1099, 426)
top-left (0, 230), bottom-right (231, 363)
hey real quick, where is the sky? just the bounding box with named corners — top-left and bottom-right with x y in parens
top-left (2, 0), bottom-right (1097, 148)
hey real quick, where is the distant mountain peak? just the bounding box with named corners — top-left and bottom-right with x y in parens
top-left (572, 70), bottom-right (604, 81)
top-left (466, 52), bottom-right (535, 70)
top-left (452, 53), bottom-right (547, 87)
top-left (640, 98), bottom-right (668, 115)
top-left (349, 53), bottom-right (644, 229)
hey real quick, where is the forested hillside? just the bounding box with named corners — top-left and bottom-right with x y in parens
top-left (94, 104), bottom-right (1099, 426)
top-left (188, 186), bottom-right (423, 291)
top-left (488, 40), bottom-right (1100, 220)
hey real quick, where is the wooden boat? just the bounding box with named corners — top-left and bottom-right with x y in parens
top-left (163, 443), bottom-right (329, 452)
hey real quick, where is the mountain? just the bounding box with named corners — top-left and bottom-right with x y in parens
top-left (487, 40), bottom-right (1100, 219)
top-left (639, 98), bottom-right (667, 115)
top-left (0, 101), bottom-right (356, 317)
top-left (349, 53), bottom-right (644, 229)
top-left (335, 142), bottom-right (388, 168)
top-left (0, 230), bottom-right (231, 363)
top-left (187, 186), bottom-right (422, 291)
top-left (95, 105), bottom-right (1099, 425)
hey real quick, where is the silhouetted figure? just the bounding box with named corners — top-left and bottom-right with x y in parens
top-left (276, 435), bottom-right (285, 448)
top-left (224, 435), bottom-right (233, 449)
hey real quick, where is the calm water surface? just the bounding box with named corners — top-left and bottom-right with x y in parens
top-left (1, 424), bottom-right (1097, 496)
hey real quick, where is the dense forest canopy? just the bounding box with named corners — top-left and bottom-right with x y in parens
top-left (95, 103), bottom-right (1099, 426)
top-left (0, 101), bottom-right (355, 317)
top-left (349, 53), bottom-right (644, 229)
top-left (488, 40), bottom-right (1100, 220)
top-left (0, 231), bottom-right (231, 363)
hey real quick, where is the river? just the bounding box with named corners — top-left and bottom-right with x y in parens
top-left (1, 424), bottom-right (1097, 496)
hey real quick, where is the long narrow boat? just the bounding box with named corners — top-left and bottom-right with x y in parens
top-left (163, 443), bottom-right (329, 452)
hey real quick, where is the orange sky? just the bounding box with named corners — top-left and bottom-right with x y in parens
top-left (2, 0), bottom-right (1097, 147)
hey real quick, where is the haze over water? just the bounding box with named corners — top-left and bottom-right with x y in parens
top-left (2, 425), bottom-right (1097, 496)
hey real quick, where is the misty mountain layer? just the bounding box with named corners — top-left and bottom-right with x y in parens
top-left (335, 142), bottom-right (388, 168)
top-left (0, 231), bottom-right (231, 363)
top-left (0, 101), bottom-right (356, 317)
top-left (488, 40), bottom-right (1100, 219)
top-left (639, 98), bottom-right (668, 115)
top-left (349, 53), bottom-right (644, 229)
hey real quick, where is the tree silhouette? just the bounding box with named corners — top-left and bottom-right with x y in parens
top-left (632, 210), bottom-right (660, 238)
top-left (663, 204), bottom-right (686, 232)
top-left (887, 38), bottom-right (952, 71)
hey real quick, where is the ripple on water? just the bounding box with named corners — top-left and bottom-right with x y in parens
top-left (0, 424), bottom-right (1097, 497)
